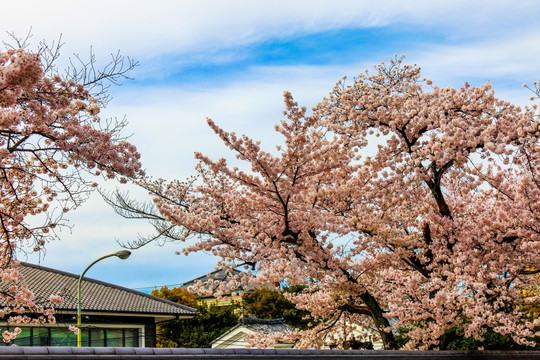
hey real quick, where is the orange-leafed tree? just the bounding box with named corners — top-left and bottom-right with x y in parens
top-left (151, 287), bottom-right (199, 308)
top-left (151, 286), bottom-right (239, 348)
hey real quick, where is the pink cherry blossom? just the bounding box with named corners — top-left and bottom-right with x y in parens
top-left (68, 325), bottom-right (79, 335)
top-left (0, 45), bottom-right (142, 343)
top-left (130, 56), bottom-right (540, 349)
top-left (49, 295), bottom-right (63, 305)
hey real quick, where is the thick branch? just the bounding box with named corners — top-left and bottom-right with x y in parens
top-left (426, 160), bottom-right (453, 218)
top-left (359, 291), bottom-right (397, 350)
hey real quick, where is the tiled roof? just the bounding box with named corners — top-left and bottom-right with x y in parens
top-left (11, 263), bottom-right (196, 316)
top-left (181, 269), bottom-right (274, 296)
top-left (239, 318), bottom-right (293, 335)
top-left (181, 269), bottom-right (246, 288)
top-left (211, 317), bottom-right (293, 347)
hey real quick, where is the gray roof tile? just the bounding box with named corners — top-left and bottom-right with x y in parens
top-left (9, 263), bottom-right (196, 316)
top-left (240, 318), bottom-right (293, 334)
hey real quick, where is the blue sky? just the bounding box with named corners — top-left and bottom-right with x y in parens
top-left (137, 27), bottom-right (445, 85)
top-left (2, 0), bottom-right (540, 292)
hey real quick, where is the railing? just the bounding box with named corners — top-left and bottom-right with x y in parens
top-left (0, 347), bottom-right (538, 359)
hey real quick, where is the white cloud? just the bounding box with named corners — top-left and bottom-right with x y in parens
top-left (22, 189), bottom-right (219, 289)
top-left (414, 32), bottom-right (540, 80)
top-left (8, 0), bottom-right (540, 290)
top-left (2, 1), bottom-right (538, 59)
top-left (107, 63), bottom-right (357, 179)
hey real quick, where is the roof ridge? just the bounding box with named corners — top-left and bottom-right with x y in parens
top-left (181, 268), bottom-right (242, 286)
top-left (241, 317), bottom-right (286, 325)
top-left (19, 262), bottom-right (197, 313)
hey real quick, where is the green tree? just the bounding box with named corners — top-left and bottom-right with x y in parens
top-left (396, 323), bottom-right (539, 350)
top-left (439, 326), bottom-right (538, 350)
top-left (242, 287), bottom-right (311, 330)
top-left (151, 286), bottom-right (239, 348)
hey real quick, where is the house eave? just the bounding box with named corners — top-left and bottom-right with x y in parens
top-left (54, 309), bottom-right (194, 320)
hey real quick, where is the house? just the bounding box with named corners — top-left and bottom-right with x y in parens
top-left (211, 318), bottom-right (294, 349)
top-left (180, 269), bottom-right (275, 307)
top-left (324, 322), bottom-right (383, 350)
top-left (210, 317), bottom-right (384, 350)
top-left (0, 262), bottom-right (197, 347)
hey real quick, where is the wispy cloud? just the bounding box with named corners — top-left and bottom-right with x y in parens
top-left (2, 1), bottom-right (537, 57)
top-left (10, 1), bottom-right (540, 288)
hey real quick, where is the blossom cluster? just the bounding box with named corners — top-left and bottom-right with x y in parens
top-left (142, 56), bottom-right (540, 349)
top-left (0, 47), bottom-right (142, 342)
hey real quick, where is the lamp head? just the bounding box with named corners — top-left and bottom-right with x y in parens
top-left (114, 250), bottom-right (131, 260)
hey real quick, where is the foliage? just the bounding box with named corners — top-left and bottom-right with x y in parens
top-left (342, 338), bottom-right (374, 350)
top-left (242, 287), bottom-right (311, 330)
top-left (521, 273), bottom-right (540, 317)
top-left (439, 326), bottom-right (538, 350)
top-left (152, 286), bottom-right (239, 348)
top-left (108, 56), bottom-right (540, 349)
top-left (0, 33), bottom-right (142, 342)
top-left (151, 286), bottom-right (199, 308)
top-left (397, 324), bottom-right (539, 350)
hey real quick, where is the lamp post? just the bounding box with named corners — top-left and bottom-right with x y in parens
top-left (77, 250), bottom-right (131, 347)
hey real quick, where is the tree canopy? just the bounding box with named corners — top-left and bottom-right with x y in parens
top-left (151, 286), bottom-right (239, 348)
top-left (0, 36), bottom-right (142, 341)
top-left (110, 56), bottom-right (540, 349)
top-left (242, 286), bottom-right (311, 330)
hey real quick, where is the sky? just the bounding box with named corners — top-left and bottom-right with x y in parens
top-left (2, 0), bottom-right (540, 292)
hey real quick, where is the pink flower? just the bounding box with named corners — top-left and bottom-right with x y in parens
top-left (68, 325), bottom-right (79, 335)
top-left (49, 295), bottom-right (63, 304)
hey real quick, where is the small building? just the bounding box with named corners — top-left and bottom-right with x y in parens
top-left (180, 269), bottom-right (275, 307)
top-left (324, 322), bottom-right (383, 350)
top-left (211, 318), bottom-right (294, 349)
top-left (0, 262), bottom-right (196, 347)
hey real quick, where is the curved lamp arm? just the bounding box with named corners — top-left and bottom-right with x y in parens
top-left (77, 250), bottom-right (131, 347)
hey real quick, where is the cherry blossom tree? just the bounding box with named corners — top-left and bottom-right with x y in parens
top-left (108, 57), bottom-right (539, 349)
top-left (0, 34), bottom-right (143, 341)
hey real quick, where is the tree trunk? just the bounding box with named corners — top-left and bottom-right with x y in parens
top-left (360, 291), bottom-right (398, 350)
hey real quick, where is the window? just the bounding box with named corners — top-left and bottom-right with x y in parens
top-left (106, 329), bottom-right (123, 347)
top-left (1, 326), bottom-right (141, 347)
top-left (124, 328), bottom-right (139, 347)
top-left (50, 327), bottom-right (76, 346)
top-left (89, 328), bottom-right (105, 347)
top-left (11, 327), bottom-right (31, 346)
top-left (33, 327), bottom-right (50, 346)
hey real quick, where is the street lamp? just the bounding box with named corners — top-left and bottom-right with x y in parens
top-left (76, 250), bottom-right (131, 347)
